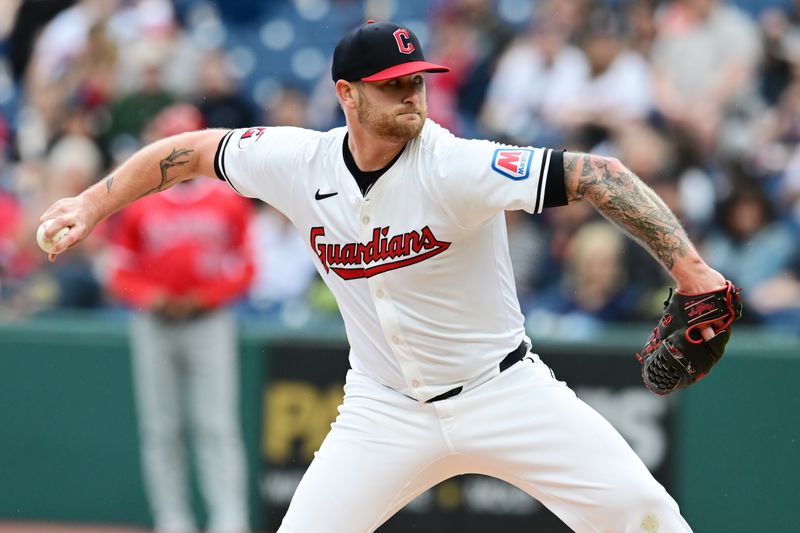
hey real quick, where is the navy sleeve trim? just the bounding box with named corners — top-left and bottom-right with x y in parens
top-left (214, 130), bottom-right (234, 182)
top-left (534, 148), bottom-right (552, 214)
top-left (542, 149), bottom-right (567, 209)
top-left (214, 130), bottom-right (246, 196)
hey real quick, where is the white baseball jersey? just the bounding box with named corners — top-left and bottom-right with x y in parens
top-left (213, 120), bottom-right (692, 533)
top-left (214, 119), bottom-right (564, 402)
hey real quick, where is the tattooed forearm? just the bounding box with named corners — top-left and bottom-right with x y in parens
top-left (565, 153), bottom-right (691, 271)
top-left (139, 148), bottom-right (195, 198)
top-left (105, 175), bottom-right (114, 193)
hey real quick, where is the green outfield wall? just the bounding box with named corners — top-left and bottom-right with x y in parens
top-left (0, 313), bottom-right (797, 532)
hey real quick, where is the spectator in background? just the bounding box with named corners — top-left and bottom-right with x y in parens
top-left (107, 0), bottom-right (176, 46)
top-left (0, 186), bottom-right (22, 312)
top-left (106, 104), bottom-right (254, 533)
top-left (557, 6), bottom-right (653, 151)
top-left (246, 204), bottom-right (318, 317)
top-left (651, 0), bottom-right (764, 162)
top-left (782, 131), bottom-right (800, 222)
top-left (427, 0), bottom-right (514, 135)
top-left (3, 127), bottom-right (106, 314)
top-left (110, 0), bottom-right (202, 98)
top-left (263, 85), bottom-right (311, 129)
top-left (528, 221), bottom-right (640, 338)
top-left (0, 148), bottom-right (47, 314)
top-left (479, 0), bottom-right (588, 147)
top-left (424, 9), bottom-right (479, 133)
top-left (4, 0), bottom-right (74, 83)
top-left (611, 122), bottom-right (674, 184)
top-left (624, 0), bottom-right (659, 58)
top-left (704, 186), bottom-right (799, 328)
top-left (528, 200), bottom-right (597, 302)
top-left (105, 41), bottom-right (177, 161)
top-left (46, 131), bottom-right (102, 200)
top-left (752, 48), bottom-right (800, 210)
top-left (757, 5), bottom-right (799, 106)
top-left (0, 115), bottom-right (16, 305)
top-left (14, 14), bottom-right (117, 163)
top-left (3, 0), bottom-right (799, 340)
top-left (195, 49), bottom-right (255, 129)
top-left (40, 132), bottom-right (105, 308)
top-left (505, 210), bottom-right (547, 311)
top-left (26, 0), bottom-right (120, 89)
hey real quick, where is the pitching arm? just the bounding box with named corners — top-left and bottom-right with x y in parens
top-left (39, 129), bottom-right (228, 260)
top-left (562, 152), bottom-right (725, 299)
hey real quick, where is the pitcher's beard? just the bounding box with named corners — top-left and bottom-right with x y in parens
top-left (356, 94), bottom-right (426, 141)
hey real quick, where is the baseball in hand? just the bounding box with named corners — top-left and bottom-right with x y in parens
top-left (36, 220), bottom-right (70, 254)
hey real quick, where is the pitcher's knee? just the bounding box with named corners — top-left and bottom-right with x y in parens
top-left (603, 484), bottom-right (689, 532)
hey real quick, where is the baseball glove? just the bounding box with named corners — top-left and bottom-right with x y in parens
top-left (636, 280), bottom-right (743, 395)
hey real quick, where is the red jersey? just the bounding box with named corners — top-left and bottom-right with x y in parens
top-left (108, 179), bottom-right (255, 310)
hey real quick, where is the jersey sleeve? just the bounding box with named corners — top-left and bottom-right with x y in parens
top-left (214, 126), bottom-right (313, 218)
top-left (432, 136), bottom-right (566, 228)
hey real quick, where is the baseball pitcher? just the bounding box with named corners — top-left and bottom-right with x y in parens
top-left (39, 21), bottom-right (741, 533)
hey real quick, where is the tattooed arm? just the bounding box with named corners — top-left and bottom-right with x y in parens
top-left (563, 152), bottom-right (725, 295)
top-left (39, 129), bottom-right (227, 260)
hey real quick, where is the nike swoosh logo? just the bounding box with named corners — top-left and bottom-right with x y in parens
top-left (315, 189), bottom-right (338, 201)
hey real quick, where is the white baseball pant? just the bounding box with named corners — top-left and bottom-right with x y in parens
top-left (278, 353), bottom-right (691, 532)
top-left (131, 309), bottom-right (249, 533)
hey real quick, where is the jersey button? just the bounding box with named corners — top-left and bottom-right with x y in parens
top-left (361, 216), bottom-right (370, 225)
top-left (376, 290), bottom-right (384, 299)
top-left (391, 336), bottom-right (400, 344)
top-left (412, 380), bottom-right (420, 388)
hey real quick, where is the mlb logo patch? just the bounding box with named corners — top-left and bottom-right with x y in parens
top-left (491, 148), bottom-right (533, 181)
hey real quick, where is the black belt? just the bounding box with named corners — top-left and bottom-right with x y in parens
top-left (425, 341), bottom-right (528, 403)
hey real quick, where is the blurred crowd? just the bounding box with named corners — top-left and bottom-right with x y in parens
top-left (1, 0), bottom-right (799, 335)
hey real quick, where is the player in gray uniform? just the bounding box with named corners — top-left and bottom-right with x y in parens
top-left (40, 21), bottom-right (732, 533)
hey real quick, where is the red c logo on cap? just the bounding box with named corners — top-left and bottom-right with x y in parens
top-left (393, 29), bottom-right (414, 54)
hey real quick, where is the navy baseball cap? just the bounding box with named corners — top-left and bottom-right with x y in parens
top-left (332, 21), bottom-right (450, 82)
